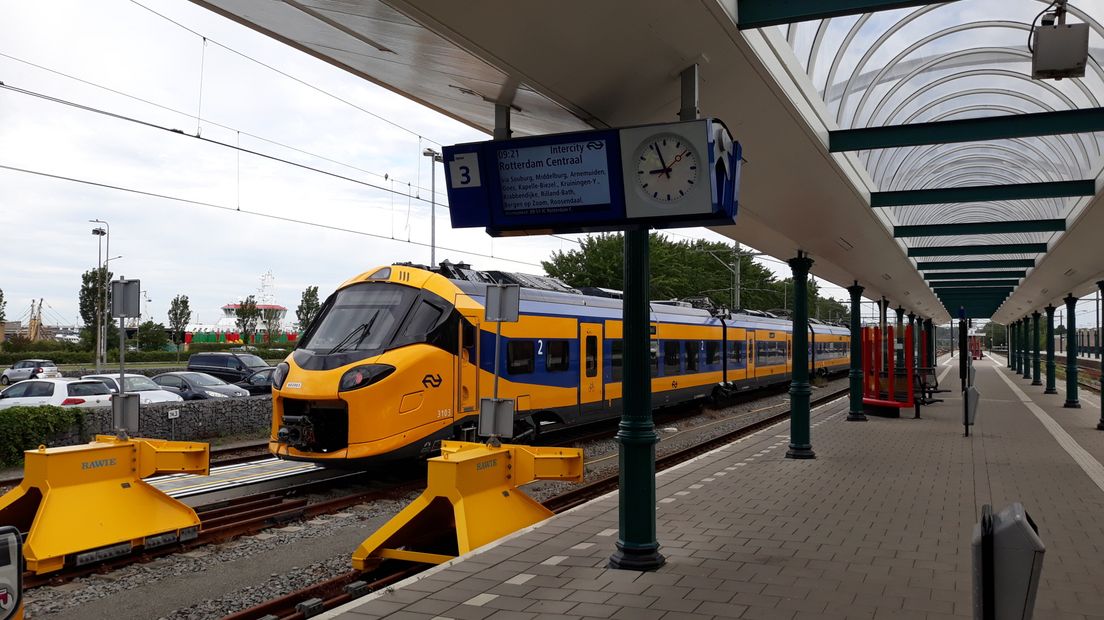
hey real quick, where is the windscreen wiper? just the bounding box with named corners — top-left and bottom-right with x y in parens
top-left (325, 314), bottom-right (379, 355)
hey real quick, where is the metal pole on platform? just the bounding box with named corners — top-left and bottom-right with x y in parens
top-left (879, 298), bottom-right (888, 369)
top-left (1032, 312), bottom-right (1042, 386)
top-left (895, 306), bottom-right (904, 367)
top-left (847, 282), bottom-right (866, 422)
top-left (786, 252), bottom-right (815, 459)
top-left (611, 63), bottom-right (706, 571)
top-left (1045, 306), bottom-right (1057, 395)
top-left (1064, 295), bottom-right (1080, 408)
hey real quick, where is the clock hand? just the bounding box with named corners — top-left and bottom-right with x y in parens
top-left (648, 168), bottom-right (669, 175)
top-left (652, 144), bottom-right (672, 179)
top-left (669, 150), bottom-right (690, 166)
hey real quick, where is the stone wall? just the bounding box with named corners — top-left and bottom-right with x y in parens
top-left (64, 395), bottom-right (273, 444)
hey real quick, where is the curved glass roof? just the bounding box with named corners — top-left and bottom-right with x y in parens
top-left (776, 0), bottom-right (1104, 314)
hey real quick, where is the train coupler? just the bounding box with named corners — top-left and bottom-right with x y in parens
top-left (0, 435), bottom-right (209, 575)
top-left (352, 440), bottom-right (583, 570)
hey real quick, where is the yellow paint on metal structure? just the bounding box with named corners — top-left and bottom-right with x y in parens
top-left (351, 440), bottom-right (583, 570)
top-left (0, 435), bottom-right (209, 575)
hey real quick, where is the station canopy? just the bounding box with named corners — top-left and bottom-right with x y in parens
top-left (192, 0), bottom-right (1104, 322)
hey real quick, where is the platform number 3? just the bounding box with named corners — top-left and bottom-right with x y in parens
top-left (449, 153), bottom-right (482, 189)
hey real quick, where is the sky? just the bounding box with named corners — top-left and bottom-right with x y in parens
top-left (1, 0), bottom-right (831, 331)
top-left (1, 1), bottom-right (1099, 331)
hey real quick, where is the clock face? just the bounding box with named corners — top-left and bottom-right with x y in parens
top-left (634, 134), bottom-right (699, 204)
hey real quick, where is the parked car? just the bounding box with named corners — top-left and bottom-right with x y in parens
top-left (151, 371), bottom-right (249, 400)
top-left (1, 359), bottom-right (61, 385)
top-left (234, 367), bottom-right (276, 395)
top-left (82, 374), bottom-right (184, 404)
top-left (0, 379), bottom-right (112, 410)
top-left (187, 352), bottom-right (270, 383)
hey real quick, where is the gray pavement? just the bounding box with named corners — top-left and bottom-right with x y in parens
top-left (324, 355), bottom-right (1104, 619)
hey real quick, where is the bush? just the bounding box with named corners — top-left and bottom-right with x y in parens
top-left (0, 406), bottom-right (84, 466)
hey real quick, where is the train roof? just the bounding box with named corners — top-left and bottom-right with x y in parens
top-left (408, 263), bottom-right (840, 332)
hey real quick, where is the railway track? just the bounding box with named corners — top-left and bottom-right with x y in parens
top-left (0, 440), bottom-right (271, 490)
top-left (220, 386), bottom-right (850, 620)
top-left (16, 379), bottom-right (840, 596)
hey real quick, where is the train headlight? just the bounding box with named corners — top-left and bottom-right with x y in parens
top-left (339, 364), bottom-right (395, 392)
top-left (272, 362), bottom-right (290, 390)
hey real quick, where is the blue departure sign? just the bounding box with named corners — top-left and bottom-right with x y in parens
top-left (443, 119), bottom-right (741, 236)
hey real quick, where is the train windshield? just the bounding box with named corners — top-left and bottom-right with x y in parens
top-left (299, 283), bottom-right (415, 355)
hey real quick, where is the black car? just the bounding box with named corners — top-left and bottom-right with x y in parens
top-left (234, 367), bottom-right (276, 395)
top-left (151, 371), bottom-right (250, 400)
top-left (186, 352), bottom-right (270, 383)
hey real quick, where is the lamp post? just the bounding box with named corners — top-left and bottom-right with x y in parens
top-left (90, 220), bottom-right (111, 369)
top-left (422, 148), bottom-right (443, 267)
top-left (91, 226), bottom-right (107, 372)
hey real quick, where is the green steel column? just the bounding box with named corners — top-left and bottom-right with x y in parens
top-left (847, 282), bottom-right (866, 422)
top-left (924, 319), bottom-right (934, 365)
top-left (1009, 320), bottom-right (1016, 371)
top-left (1099, 282), bottom-right (1104, 430)
top-left (895, 306), bottom-right (905, 366)
top-left (786, 252), bottom-right (815, 459)
top-left (1045, 306), bottom-right (1057, 395)
top-left (1032, 311), bottom-right (1042, 386)
top-left (1018, 319), bottom-right (1027, 376)
top-left (609, 227), bottom-right (665, 571)
top-left (1006, 323), bottom-right (1012, 368)
top-left (1022, 318), bottom-right (1032, 379)
top-left (1064, 295), bottom-right (1081, 409)
top-left (908, 312), bottom-right (917, 367)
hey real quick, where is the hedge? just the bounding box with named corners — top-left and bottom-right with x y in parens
top-left (0, 406), bottom-right (84, 466)
top-left (0, 348), bottom-right (294, 366)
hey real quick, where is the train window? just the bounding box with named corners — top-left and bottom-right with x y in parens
top-left (684, 341), bottom-right (699, 372)
top-left (651, 341), bottom-right (659, 377)
top-left (585, 336), bottom-right (598, 377)
top-left (664, 341), bottom-right (681, 374)
top-left (507, 341), bottom-right (535, 374)
top-left (546, 340), bottom-right (570, 372)
top-left (705, 341), bottom-right (719, 365)
top-left (461, 321), bottom-right (477, 350)
top-left (611, 339), bottom-right (623, 381)
top-left (403, 301), bottom-right (443, 337)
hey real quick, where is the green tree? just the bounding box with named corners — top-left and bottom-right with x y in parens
top-left (235, 295), bottom-right (260, 344)
top-left (78, 267), bottom-right (112, 330)
top-left (137, 321), bottom-right (169, 351)
top-left (542, 233), bottom-right (846, 320)
top-left (0, 287), bottom-right (6, 323)
top-left (261, 308), bottom-right (283, 345)
top-left (167, 295), bottom-right (192, 361)
top-left (296, 286), bottom-right (321, 331)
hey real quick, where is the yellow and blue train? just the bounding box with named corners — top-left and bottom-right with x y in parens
top-left (270, 263), bottom-right (849, 465)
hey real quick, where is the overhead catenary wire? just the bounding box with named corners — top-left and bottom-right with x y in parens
top-left (0, 82), bottom-right (445, 208)
top-left (127, 0), bottom-right (442, 147)
top-left (0, 163), bottom-right (544, 269)
top-left (0, 51), bottom-right (447, 200)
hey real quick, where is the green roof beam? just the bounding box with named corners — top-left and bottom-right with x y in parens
top-left (933, 286), bottom-right (1015, 293)
top-left (908, 243), bottom-right (1047, 257)
top-left (871, 180), bottom-right (1096, 208)
top-left (895, 219), bottom-right (1065, 238)
top-left (734, 0), bottom-right (960, 29)
top-left (923, 271), bottom-right (1027, 280)
top-left (930, 280), bottom-right (1020, 288)
top-left (917, 259), bottom-right (1036, 270)
top-left (831, 108), bottom-right (1104, 152)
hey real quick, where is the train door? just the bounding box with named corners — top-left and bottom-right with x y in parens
top-left (457, 316), bottom-right (480, 417)
top-left (747, 332), bottom-right (756, 380)
top-left (579, 323), bottom-right (603, 414)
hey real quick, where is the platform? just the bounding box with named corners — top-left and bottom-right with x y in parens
top-left (321, 354), bottom-right (1104, 620)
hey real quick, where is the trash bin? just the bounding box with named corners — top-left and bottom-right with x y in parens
top-left (972, 503), bottom-right (1045, 620)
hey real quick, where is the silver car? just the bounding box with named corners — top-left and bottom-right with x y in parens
top-left (0, 359), bottom-right (61, 385)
